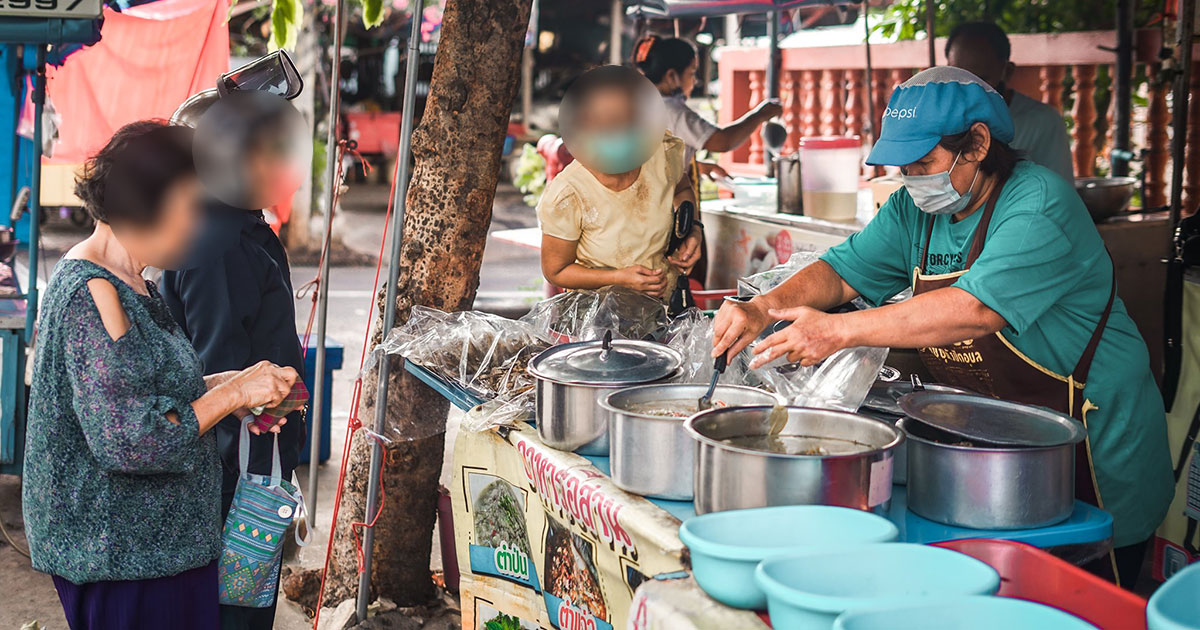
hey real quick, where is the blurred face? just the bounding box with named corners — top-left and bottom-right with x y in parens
top-left (118, 177), bottom-right (203, 270)
top-left (946, 42), bottom-right (1012, 93)
top-left (579, 86), bottom-right (637, 134)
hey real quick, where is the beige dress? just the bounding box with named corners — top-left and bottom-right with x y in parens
top-left (536, 135), bottom-right (686, 288)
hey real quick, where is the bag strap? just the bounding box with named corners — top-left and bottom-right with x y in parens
top-left (238, 416), bottom-right (282, 485)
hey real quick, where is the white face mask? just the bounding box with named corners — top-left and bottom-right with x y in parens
top-left (901, 152), bottom-right (980, 215)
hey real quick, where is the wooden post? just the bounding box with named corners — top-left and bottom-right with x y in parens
top-left (1183, 62), bottom-right (1200, 214)
top-left (782, 70), bottom-right (801, 154)
top-left (1146, 64), bottom-right (1170, 209)
top-left (748, 70), bottom-right (765, 165)
top-left (800, 69), bottom-right (819, 137)
top-left (1040, 65), bottom-right (1065, 109)
top-left (1071, 64), bottom-right (1098, 177)
top-left (819, 69), bottom-right (845, 136)
top-left (845, 69), bottom-right (865, 139)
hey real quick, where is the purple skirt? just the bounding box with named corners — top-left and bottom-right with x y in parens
top-left (52, 560), bottom-right (219, 630)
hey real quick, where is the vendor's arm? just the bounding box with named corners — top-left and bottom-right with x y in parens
top-left (751, 287), bottom-right (1006, 367)
top-left (703, 99), bottom-right (783, 153)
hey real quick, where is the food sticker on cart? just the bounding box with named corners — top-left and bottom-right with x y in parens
top-left (468, 474), bottom-right (540, 591)
top-left (868, 457), bottom-right (893, 507)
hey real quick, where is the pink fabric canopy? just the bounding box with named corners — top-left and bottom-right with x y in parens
top-left (44, 0), bottom-right (230, 163)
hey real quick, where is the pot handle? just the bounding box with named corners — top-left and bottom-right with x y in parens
top-left (600, 329), bottom-right (613, 362)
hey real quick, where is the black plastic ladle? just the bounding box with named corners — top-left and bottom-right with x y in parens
top-left (697, 351), bottom-right (728, 410)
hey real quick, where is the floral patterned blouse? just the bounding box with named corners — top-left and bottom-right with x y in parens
top-left (23, 259), bottom-right (221, 583)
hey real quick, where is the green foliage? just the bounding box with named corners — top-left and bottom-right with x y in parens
top-left (513, 143), bottom-right (548, 207)
top-left (269, 0), bottom-right (303, 51)
top-left (484, 614), bottom-right (524, 630)
top-left (357, 0), bottom-right (384, 28)
top-left (872, 0), bottom-right (1160, 40)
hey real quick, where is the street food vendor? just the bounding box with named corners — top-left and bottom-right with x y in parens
top-left (711, 66), bottom-right (1172, 586)
top-left (633, 35), bottom-right (782, 179)
top-left (946, 21), bottom-right (1074, 182)
top-left (537, 65), bottom-right (700, 299)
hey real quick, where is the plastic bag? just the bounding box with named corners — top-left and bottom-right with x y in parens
top-left (660, 307), bottom-right (750, 386)
top-left (378, 306), bottom-right (549, 401)
top-left (751, 344), bottom-right (889, 411)
top-left (520, 286), bottom-right (669, 342)
top-left (737, 250), bottom-right (824, 297)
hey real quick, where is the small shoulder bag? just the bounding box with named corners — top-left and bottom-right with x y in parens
top-left (218, 417), bottom-right (310, 607)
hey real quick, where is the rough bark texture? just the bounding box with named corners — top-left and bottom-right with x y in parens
top-left (323, 0), bottom-right (533, 606)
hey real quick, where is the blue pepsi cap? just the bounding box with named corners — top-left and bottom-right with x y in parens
top-left (866, 66), bottom-right (1016, 166)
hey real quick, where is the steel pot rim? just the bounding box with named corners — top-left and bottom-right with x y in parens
top-left (897, 417), bottom-right (1077, 454)
top-left (528, 365), bottom-right (683, 388)
top-left (598, 384), bottom-right (784, 424)
top-left (684, 405), bottom-right (904, 460)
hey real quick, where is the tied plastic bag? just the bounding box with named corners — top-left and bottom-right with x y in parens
top-left (751, 344), bottom-right (889, 412)
top-left (377, 306), bottom-right (549, 402)
top-left (520, 286), bottom-right (669, 342)
top-left (660, 307), bottom-right (750, 386)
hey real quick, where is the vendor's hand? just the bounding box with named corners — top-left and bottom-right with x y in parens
top-left (230, 361), bottom-right (298, 412)
top-left (750, 306), bottom-right (848, 368)
top-left (752, 98), bottom-right (783, 121)
top-left (712, 298), bottom-right (772, 359)
top-left (616, 265), bottom-right (667, 297)
top-left (667, 226), bottom-right (703, 274)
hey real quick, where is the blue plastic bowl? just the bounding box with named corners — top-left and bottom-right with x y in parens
top-left (1149, 561), bottom-right (1200, 630)
top-left (833, 596), bottom-right (1098, 630)
top-left (679, 506), bottom-right (898, 610)
top-left (755, 543), bottom-right (1000, 630)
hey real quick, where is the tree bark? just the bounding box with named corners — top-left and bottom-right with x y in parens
top-left (323, 0), bottom-right (533, 606)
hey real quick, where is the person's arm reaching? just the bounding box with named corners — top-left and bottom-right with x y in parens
top-left (703, 99), bottom-right (783, 153)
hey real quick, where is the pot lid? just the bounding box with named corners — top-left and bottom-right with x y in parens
top-left (529, 331), bottom-right (681, 385)
top-left (898, 391), bottom-right (1087, 447)
top-left (862, 375), bottom-right (971, 417)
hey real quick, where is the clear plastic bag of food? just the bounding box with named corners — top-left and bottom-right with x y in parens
top-left (660, 307), bottom-right (750, 386)
top-left (377, 306), bottom-right (549, 401)
top-left (737, 250), bottom-right (824, 297)
top-left (750, 344), bottom-right (889, 412)
top-left (520, 286), bottom-right (669, 342)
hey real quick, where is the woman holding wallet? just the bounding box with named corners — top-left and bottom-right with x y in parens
top-left (23, 120), bottom-right (298, 629)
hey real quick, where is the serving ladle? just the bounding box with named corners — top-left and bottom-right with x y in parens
top-left (697, 351), bottom-right (728, 410)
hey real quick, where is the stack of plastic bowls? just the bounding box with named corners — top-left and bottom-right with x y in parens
top-left (833, 596), bottom-right (1098, 629)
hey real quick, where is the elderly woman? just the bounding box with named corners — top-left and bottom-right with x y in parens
top-left (22, 120), bottom-right (298, 629)
top-left (712, 67), bottom-right (1172, 587)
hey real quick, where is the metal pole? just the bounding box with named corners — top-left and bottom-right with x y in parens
top-left (357, 1), bottom-right (423, 621)
top-left (862, 3), bottom-right (876, 145)
top-left (609, 0), bottom-right (623, 65)
top-left (24, 46), bottom-right (43, 340)
top-left (1169, 0), bottom-right (1195, 231)
top-left (309, 0), bottom-right (345, 514)
top-left (924, 0), bottom-right (936, 67)
top-left (1111, 0), bottom-right (1134, 177)
top-left (765, 11), bottom-right (780, 174)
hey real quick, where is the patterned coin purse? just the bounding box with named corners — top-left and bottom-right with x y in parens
top-left (250, 380), bottom-right (309, 433)
top-left (218, 417), bottom-right (310, 607)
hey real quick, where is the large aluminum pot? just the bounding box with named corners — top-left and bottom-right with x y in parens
top-left (899, 416), bottom-right (1082, 529)
top-left (600, 384), bottom-right (783, 500)
top-left (528, 335), bottom-right (681, 455)
top-left (685, 406), bottom-right (903, 514)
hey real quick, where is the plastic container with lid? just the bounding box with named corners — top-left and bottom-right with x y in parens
top-left (799, 136), bottom-right (862, 222)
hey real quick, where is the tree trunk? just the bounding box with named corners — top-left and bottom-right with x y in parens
top-left (322, 0), bottom-right (532, 606)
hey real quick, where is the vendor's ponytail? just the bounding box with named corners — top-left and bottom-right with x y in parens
top-left (633, 35), bottom-right (697, 85)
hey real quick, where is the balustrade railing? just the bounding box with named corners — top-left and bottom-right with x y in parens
top-left (717, 29), bottom-right (1191, 212)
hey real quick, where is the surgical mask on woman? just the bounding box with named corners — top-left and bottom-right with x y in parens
top-left (582, 129), bottom-right (648, 175)
top-left (901, 152), bottom-right (980, 215)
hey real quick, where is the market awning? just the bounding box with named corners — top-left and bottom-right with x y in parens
top-left (625, 0), bottom-right (858, 18)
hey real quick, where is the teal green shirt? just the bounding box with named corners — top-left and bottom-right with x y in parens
top-left (823, 161), bottom-right (1172, 546)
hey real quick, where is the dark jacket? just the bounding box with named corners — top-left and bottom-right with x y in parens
top-left (161, 203), bottom-right (306, 497)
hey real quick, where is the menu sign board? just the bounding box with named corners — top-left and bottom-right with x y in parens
top-left (0, 0), bottom-right (102, 19)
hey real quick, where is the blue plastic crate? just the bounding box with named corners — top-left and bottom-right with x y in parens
top-left (300, 335), bottom-right (343, 464)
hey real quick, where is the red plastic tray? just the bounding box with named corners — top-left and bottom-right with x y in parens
top-left (933, 539), bottom-right (1147, 630)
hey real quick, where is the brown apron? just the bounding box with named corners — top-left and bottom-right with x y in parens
top-left (911, 176), bottom-right (1121, 577)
